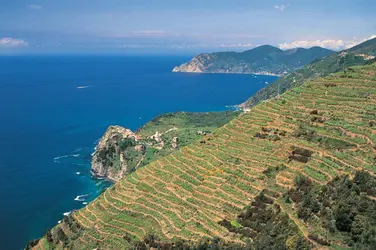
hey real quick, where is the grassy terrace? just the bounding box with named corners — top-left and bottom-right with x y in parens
top-left (35, 63), bottom-right (376, 249)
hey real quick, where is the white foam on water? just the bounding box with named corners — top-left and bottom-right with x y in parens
top-left (53, 154), bottom-right (70, 162)
top-left (54, 153), bottom-right (80, 163)
top-left (74, 194), bottom-right (90, 201)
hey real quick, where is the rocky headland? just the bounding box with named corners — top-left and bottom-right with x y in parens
top-left (91, 111), bottom-right (239, 181)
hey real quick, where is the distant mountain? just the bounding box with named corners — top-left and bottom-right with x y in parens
top-left (172, 45), bottom-right (334, 76)
top-left (240, 37), bottom-right (376, 109)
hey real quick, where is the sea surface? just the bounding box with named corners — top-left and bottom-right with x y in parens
top-left (0, 56), bottom-right (278, 250)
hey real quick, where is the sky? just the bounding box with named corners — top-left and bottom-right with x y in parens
top-left (1, 0), bottom-right (376, 54)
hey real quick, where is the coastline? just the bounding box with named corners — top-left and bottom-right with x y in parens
top-left (4, 56), bottom-right (272, 250)
top-left (172, 70), bottom-right (283, 77)
top-left (90, 170), bottom-right (116, 183)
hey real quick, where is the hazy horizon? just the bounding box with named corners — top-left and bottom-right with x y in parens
top-left (1, 0), bottom-right (376, 54)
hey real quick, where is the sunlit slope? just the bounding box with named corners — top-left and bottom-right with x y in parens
top-left (34, 63), bottom-right (376, 249)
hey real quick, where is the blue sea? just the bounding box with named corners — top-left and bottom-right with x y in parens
top-left (0, 56), bottom-right (278, 250)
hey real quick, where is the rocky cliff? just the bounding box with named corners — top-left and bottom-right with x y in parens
top-left (91, 126), bottom-right (136, 181)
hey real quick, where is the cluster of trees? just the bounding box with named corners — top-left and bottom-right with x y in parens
top-left (219, 192), bottom-right (310, 250)
top-left (285, 171), bottom-right (376, 249)
top-left (125, 233), bottom-right (244, 250)
top-left (26, 215), bottom-right (84, 249)
top-left (292, 125), bottom-right (356, 150)
top-left (96, 136), bottom-right (137, 170)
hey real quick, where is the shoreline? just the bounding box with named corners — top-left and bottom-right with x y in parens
top-left (90, 170), bottom-right (116, 183)
top-left (172, 69), bottom-right (283, 77)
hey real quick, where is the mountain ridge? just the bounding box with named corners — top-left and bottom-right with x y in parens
top-left (172, 45), bottom-right (334, 76)
top-left (240, 37), bottom-right (376, 109)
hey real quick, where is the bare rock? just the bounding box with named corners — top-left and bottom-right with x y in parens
top-left (91, 125), bottom-right (135, 181)
top-left (172, 137), bottom-right (179, 149)
top-left (135, 144), bottom-right (146, 153)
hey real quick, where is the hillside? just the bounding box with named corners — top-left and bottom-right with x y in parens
top-left (172, 45), bottom-right (333, 76)
top-left (240, 37), bottom-right (376, 109)
top-left (91, 111), bottom-right (239, 181)
top-left (29, 63), bottom-right (376, 249)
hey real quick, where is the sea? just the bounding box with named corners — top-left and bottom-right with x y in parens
top-left (0, 55), bottom-right (278, 250)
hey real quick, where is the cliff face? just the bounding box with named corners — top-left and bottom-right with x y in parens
top-left (90, 111), bottom-right (239, 181)
top-left (172, 53), bottom-right (260, 75)
top-left (173, 54), bottom-right (210, 73)
top-left (91, 126), bottom-right (136, 181)
top-left (173, 45), bottom-right (334, 76)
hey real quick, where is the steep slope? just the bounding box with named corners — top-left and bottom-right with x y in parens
top-left (240, 37), bottom-right (376, 109)
top-left (173, 45), bottom-right (333, 76)
top-left (91, 112), bottom-right (239, 181)
top-left (30, 63), bottom-right (376, 249)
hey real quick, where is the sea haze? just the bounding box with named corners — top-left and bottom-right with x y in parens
top-left (0, 55), bottom-right (278, 249)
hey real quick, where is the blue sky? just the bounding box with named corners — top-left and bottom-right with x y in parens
top-left (1, 0), bottom-right (376, 54)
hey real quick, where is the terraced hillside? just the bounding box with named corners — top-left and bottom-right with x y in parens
top-left (31, 63), bottom-right (376, 249)
top-left (240, 37), bottom-right (376, 109)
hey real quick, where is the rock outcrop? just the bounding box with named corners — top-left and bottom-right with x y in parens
top-left (172, 137), bottom-right (179, 149)
top-left (172, 54), bottom-right (210, 73)
top-left (91, 126), bottom-right (136, 181)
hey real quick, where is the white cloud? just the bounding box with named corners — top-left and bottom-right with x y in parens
top-left (0, 38), bottom-right (29, 48)
top-left (273, 5), bottom-right (287, 11)
top-left (278, 35), bottom-right (376, 51)
top-left (28, 4), bottom-right (42, 10)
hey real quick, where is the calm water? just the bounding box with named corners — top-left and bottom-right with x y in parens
top-left (0, 56), bottom-right (278, 249)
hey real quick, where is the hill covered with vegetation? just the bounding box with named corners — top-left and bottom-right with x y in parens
top-left (91, 111), bottom-right (239, 181)
top-left (172, 45), bottom-right (333, 76)
top-left (240, 37), bottom-right (376, 109)
top-left (29, 62), bottom-right (376, 249)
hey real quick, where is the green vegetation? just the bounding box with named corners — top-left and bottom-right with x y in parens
top-left (93, 111), bottom-right (239, 179)
top-left (30, 63), bottom-right (376, 249)
top-left (241, 37), bottom-right (376, 108)
top-left (286, 171), bottom-right (376, 249)
top-left (174, 45), bottom-right (333, 75)
top-left (293, 125), bottom-right (356, 150)
top-left (219, 192), bottom-right (310, 250)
